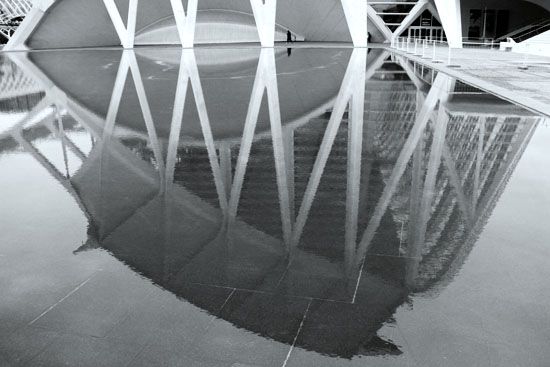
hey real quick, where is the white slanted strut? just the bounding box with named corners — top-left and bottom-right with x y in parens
top-left (227, 48), bottom-right (293, 248)
top-left (102, 0), bottom-right (139, 48)
top-left (4, 0), bottom-right (55, 51)
top-left (341, 0), bottom-right (368, 47)
top-left (250, 0), bottom-right (277, 47)
top-left (434, 0), bottom-right (463, 48)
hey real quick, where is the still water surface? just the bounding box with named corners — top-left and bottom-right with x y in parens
top-left (0, 47), bottom-right (549, 367)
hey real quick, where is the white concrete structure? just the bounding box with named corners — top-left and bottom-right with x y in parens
top-left (7, 0), bottom-right (550, 51)
top-left (434, 0), bottom-right (462, 47)
top-left (6, 0), bottom-right (370, 50)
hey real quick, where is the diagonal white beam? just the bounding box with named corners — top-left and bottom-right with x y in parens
top-left (342, 0), bottom-right (368, 46)
top-left (434, 0), bottom-right (463, 48)
top-left (4, 0), bottom-right (55, 51)
top-left (392, 0), bottom-right (429, 39)
top-left (426, 2), bottom-right (442, 24)
top-left (397, 57), bottom-right (425, 90)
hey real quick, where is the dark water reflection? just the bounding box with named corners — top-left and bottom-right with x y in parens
top-left (1, 48), bottom-right (549, 366)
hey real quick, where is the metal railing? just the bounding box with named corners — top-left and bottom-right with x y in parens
top-left (496, 19), bottom-right (550, 43)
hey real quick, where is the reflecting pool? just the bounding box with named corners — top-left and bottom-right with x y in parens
top-left (1, 47), bottom-right (549, 367)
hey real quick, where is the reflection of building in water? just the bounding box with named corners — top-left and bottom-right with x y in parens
top-left (0, 0), bottom-right (31, 43)
top-left (0, 55), bottom-right (44, 113)
top-left (0, 49), bottom-right (541, 358)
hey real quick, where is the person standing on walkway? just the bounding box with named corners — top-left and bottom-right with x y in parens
top-left (287, 30), bottom-right (292, 43)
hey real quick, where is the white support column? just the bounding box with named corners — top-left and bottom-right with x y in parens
top-left (342, 0), bottom-right (368, 46)
top-left (434, 0), bottom-right (463, 48)
top-left (169, 0), bottom-right (198, 47)
top-left (250, 0), bottom-right (277, 47)
top-left (4, 0), bottom-right (55, 51)
top-left (102, 0), bottom-right (139, 48)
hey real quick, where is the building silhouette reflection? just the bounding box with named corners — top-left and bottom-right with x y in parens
top-left (0, 48), bottom-right (541, 358)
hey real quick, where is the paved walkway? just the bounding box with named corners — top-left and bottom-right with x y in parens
top-left (388, 44), bottom-right (550, 118)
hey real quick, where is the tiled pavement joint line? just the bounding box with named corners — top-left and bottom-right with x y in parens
top-left (27, 270), bottom-right (102, 326)
top-left (189, 282), bottom-right (355, 304)
top-left (387, 47), bottom-right (550, 119)
top-left (281, 299), bottom-right (312, 367)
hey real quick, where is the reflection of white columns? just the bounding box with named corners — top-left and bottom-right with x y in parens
top-left (442, 144), bottom-right (473, 227)
top-left (434, 0), bottom-right (463, 48)
top-left (103, 51), bottom-right (165, 190)
top-left (170, 0), bottom-right (198, 47)
top-left (406, 108), bottom-right (448, 287)
top-left (284, 127), bottom-right (295, 222)
top-left (472, 119), bottom-right (485, 213)
top-left (341, 0), bottom-right (368, 46)
top-left (228, 48), bottom-right (292, 248)
top-left (250, 0), bottom-right (277, 47)
top-left (406, 137), bottom-right (424, 259)
top-left (4, 0), bottom-right (55, 51)
top-left (292, 48), bottom-right (367, 248)
top-left (354, 73), bottom-right (452, 274)
top-left (171, 50), bottom-right (229, 211)
top-left (220, 143), bottom-right (232, 198)
top-left (344, 83), bottom-right (365, 278)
